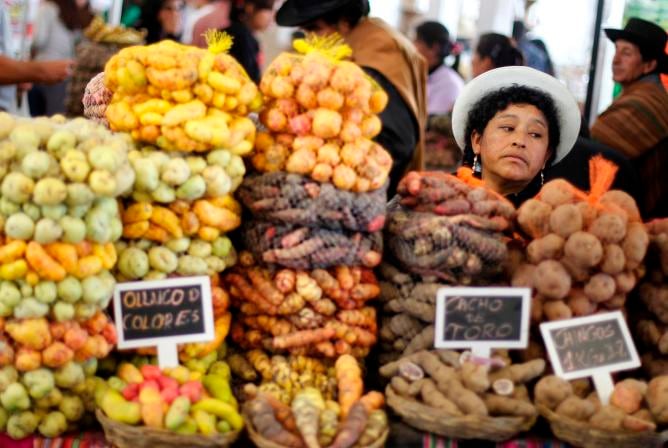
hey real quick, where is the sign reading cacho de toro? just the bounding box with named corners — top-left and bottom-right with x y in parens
top-left (434, 287), bottom-right (531, 353)
top-left (114, 276), bottom-right (214, 349)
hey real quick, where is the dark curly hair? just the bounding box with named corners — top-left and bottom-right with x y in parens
top-left (462, 85), bottom-right (561, 167)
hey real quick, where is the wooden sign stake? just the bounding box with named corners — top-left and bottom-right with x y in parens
top-left (592, 372), bottom-right (615, 406)
top-left (158, 342), bottom-right (180, 369)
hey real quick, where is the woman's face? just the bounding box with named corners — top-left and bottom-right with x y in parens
top-left (159, 0), bottom-right (184, 35)
top-left (249, 7), bottom-right (274, 32)
top-left (471, 103), bottom-right (551, 195)
top-left (471, 51), bottom-right (493, 78)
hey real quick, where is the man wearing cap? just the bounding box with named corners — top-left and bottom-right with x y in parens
top-left (591, 18), bottom-right (668, 217)
top-left (274, 0), bottom-right (427, 196)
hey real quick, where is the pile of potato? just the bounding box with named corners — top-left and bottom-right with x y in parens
top-left (238, 172), bottom-right (387, 233)
top-left (103, 38), bottom-right (260, 153)
top-left (535, 374), bottom-right (668, 433)
top-left (0, 114), bottom-right (127, 438)
top-left (382, 350), bottom-right (545, 421)
top-left (224, 253), bottom-right (379, 358)
top-left (632, 219), bottom-right (668, 376)
top-left (512, 179), bottom-right (649, 321)
top-left (387, 171), bottom-right (514, 284)
top-left (251, 37), bottom-right (392, 193)
top-left (243, 354), bottom-right (388, 448)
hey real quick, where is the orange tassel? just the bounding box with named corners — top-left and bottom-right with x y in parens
top-left (587, 155), bottom-right (619, 203)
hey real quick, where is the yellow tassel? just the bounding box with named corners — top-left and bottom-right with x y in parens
top-left (204, 29), bottom-right (233, 55)
top-left (292, 33), bottom-right (353, 61)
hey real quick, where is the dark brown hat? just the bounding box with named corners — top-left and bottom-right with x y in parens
top-left (275, 0), bottom-right (369, 27)
top-left (605, 17), bottom-right (667, 73)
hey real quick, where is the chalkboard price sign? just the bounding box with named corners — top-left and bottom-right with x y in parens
top-left (114, 276), bottom-right (214, 351)
top-left (540, 311), bottom-right (640, 380)
top-left (434, 287), bottom-right (531, 355)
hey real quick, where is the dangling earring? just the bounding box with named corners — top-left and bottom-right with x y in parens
top-left (473, 154), bottom-right (481, 173)
top-left (540, 170), bottom-right (545, 186)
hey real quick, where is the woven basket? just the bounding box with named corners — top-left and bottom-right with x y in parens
top-left (96, 409), bottom-right (240, 448)
top-left (245, 411), bottom-right (389, 448)
top-left (386, 386), bottom-right (535, 442)
top-left (537, 404), bottom-right (668, 448)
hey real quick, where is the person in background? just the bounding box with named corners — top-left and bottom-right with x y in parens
top-left (0, 7), bottom-right (72, 113)
top-left (136, 0), bottom-right (185, 44)
top-left (591, 18), bottom-right (668, 218)
top-left (414, 21), bottom-right (463, 115)
top-left (181, 0), bottom-right (217, 44)
top-left (452, 66), bottom-right (580, 206)
top-left (512, 20), bottom-right (553, 75)
top-left (224, 0), bottom-right (275, 83)
top-left (191, 0), bottom-right (230, 47)
top-left (29, 0), bottom-right (93, 116)
top-left (471, 32), bottom-right (524, 78)
top-left (275, 0), bottom-right (427, 196)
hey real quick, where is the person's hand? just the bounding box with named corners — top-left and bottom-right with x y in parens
top-left (17, 83), bottom-right (32, 94)
top-left (36, 59), bottom-right (74, 84)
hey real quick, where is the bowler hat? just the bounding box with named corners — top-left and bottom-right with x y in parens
top-left (605, 18), bottom-right (668, 73)
top-left (276, 0), bottom-right (369, 27)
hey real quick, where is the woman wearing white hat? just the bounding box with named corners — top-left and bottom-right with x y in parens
top-left (451, 66), bottom-right (580, 206)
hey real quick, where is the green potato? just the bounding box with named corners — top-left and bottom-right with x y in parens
top-left (10, 126), bottom-right (40, 157)
top-left (146, 151), bottom-right (169, 171)
top-left (59, 395), bottom-right (84, 422)
top-left (0, 282), bottom-right (21, 308)
top-left (110, 218), bottom-right (123, 242)
top-left (33, 178), bottom-right (67, 206)
top-left (166, 237), bottom-right (190, 253)
top-left (176, 255), bottom-right (208, 276)
top-left (207, 149), bottom-right (231, 167)
top-left (85, 207), bottom-right (112, 243)
top-left (88, 170), bottom-right (117, 197)
top-left (132, 190), bottom-right (153, 203)
top-left (176, 175), bottom-right (206, 201)
top-left (0, 141), bottom-right (16, 162)
top-left (60, 153), bottom-right (90, 183)
top-left (118, 247), bottom-right (149, 279)
top-left (0, 111), bottom-right (15, 140)
top-left (203, 165), bottom-right (231, 197)
top-left (82, 276), bottom-right (107, 304)
top-left (88, 145), bottom-right (121, 173)
top-left (57, 276), bottom-right (82, 303)
top-left (46, 129), bottom-right (77, 156)
top-left (93, 197), bottom-right (119, 216)
top-left (113, 163), bottom-right (135, 197)
top-left (66, 183), bottom-right (95, 206)
top-left (188, 240), bottom-right (212, 258)
top-left (186, 156), bottom-right (207, 174)
top-left (133, 158), bottom-right (159, 192)
top-left (21, 152), bottom-right (51, 179)
top-left (22, 368), bottom-right (55, 399)
top-left (74, 303), bottom-right (97, 321)
top-left (17, 280), bottom-right (32, 297)
top-left (204, 255), bottom-right (225, 273)
top-left (0, 197), bottom-right (20, 216)
top-left (4, 213), bottom-right (35, 240)
top-left (144, 270), bottom-right (167, 280)
top-left (134, 238), bottom-right (153, 251)
top-left (60, 216), bottom-right (86, 244)
top-left (41, 204), bottom-right (67, 221)
top-left (22, 202), bottom-right (41, 221)
top-left (34, 281), bottom-right (57, 304)
top-left (161, 158), bottom-right (191, 186)
top-left (52, 301), bottom-right (75, 322)
top-left (212, 236), bottom-right (232, 258)
top-left (148, 246), bottom-right (178, 273)
top-left (151, 182), bottom-right (176, 203)
top-left (1, 172), bottom-right (34, 204)
top-left (13, 298), bottom-right (49, 319)
top-left (38, 411), bottom-right (67, 438)
top-left (33, 218), bottom-right (63, 244)
top-left (227, 154), bottom-right (246, 178)
top-left (68, 203), bottom-right (91, 218)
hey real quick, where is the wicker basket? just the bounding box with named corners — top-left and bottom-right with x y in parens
top-left (385, 386), bottom-right (535, 442)
top-left (245, 411), bottom-right (389, 448)
top-left (537, 404), bottom-right (668, 448)
top-left (96, 409), bottom-right (240, 448)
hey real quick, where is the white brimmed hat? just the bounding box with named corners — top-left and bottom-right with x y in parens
top-left (451, 66), bottom-right (580, 165)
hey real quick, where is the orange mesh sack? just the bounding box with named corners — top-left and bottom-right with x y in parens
top-left (252, 34), bottom-right (392, 193)
top-left (386, 170), bottom-right (516, 283)
top-left (512, 156), bottom-right (649, 322)
top-left (238, 172), bottom-right (387, 232)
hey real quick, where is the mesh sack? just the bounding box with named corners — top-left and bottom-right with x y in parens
top-left (66, 40), bottom-right (128, 117)
top-left (83, 72), bottom-right (112, 126)
top-left (242, 220), bottom-right (382, 269)
top-left (386, 198), bottom-right (508, 283)
top-left (396, 169), bottom-right (515, 225)
top-left (238, 172), bottom-right (387, 232)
